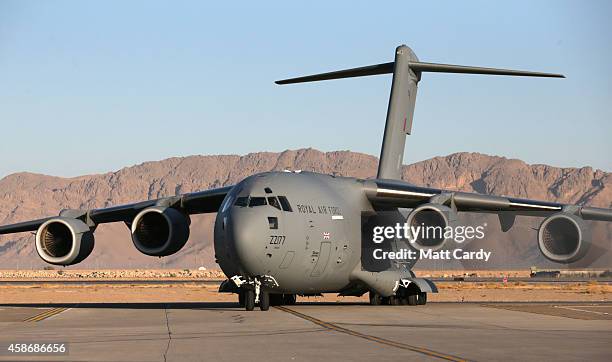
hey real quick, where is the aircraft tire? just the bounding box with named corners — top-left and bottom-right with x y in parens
top-left (245, 289), bottom-right (255, 311)
top-left (238, 291), bottom-right (245, 307)
top-left (369, 292), bottom-right (383, 305)
top-left (389, 296), bottom-right (401, 305)
top-left (269, 294), bottom-right (283, 306)
top-left (407, 294), bottom-right (418, 306)
top-left (417, 292), bottom-right (427, 305)
top-left (259, 292), bottom-right (270, 311)
top-left (283, 294), bottom-right (297, 305)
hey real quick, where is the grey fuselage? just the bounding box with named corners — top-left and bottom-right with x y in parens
top-left (214, 171), bottom-right (412, 294)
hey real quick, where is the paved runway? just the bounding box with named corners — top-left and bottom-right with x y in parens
top-left (0, 302), bottom-right (610, 361)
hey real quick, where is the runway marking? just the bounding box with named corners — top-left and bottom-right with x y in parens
top-left (554, 305), bottom-right (609, 315)
top-left (23, 307), bottom-right (69, 322)
top-left (275, 306), bottom-right (468, 362)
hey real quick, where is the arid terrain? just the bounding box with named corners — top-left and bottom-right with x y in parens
top-left (0, 269), bottom-right (610, 304)
top-left (1, 268), bottom-right (606, 280)
top-left (0, 149), bottom-right (610, 270)
top-left (1, 282), bottom-right (610, 304)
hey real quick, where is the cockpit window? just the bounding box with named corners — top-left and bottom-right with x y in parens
top-left (234, 197), bottom-right (248, 207)
top-left (268, 217), bottom-right (278, 229)
top-left (221, 185), bottom-right (242, 213)
top-left (268, 197), bottom-right (281, 210)
top-left (249, 197), bottom-right (267, 207)
top-left (278, 196), bottom-right (293, 212)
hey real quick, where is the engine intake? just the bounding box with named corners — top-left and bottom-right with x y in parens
top-left (406, 204), bottom-right (456, 251)
top-left (35, 217), bottom-right (95, 265)
top-left (538, 213), bottom-right (590, 263)
top-left (131, 206), bottom-right (190, 256)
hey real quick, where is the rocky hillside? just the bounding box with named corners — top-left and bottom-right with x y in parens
top-left (0, 149), bottom-right (610, 269)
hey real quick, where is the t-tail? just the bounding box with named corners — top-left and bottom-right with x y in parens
top-left (276, 45), bottom-right (564, 180)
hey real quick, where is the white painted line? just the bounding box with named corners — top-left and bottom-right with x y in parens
top-left (332, 215), bottom-right (344, 220)
top-left (554, 306), bottom-right (609, 315)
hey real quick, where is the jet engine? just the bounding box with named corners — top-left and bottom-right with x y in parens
top-left (538, 213), bottom-right (590, 263)
top-left (131, 206), bottom-right (190, 256)
top-left (406, 204), bottom-right (456, 251)
top-left (35, 217), bottom-right (95, 265)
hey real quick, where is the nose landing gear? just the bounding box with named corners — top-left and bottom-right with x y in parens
top-left (232, 275), bottom-right (278, 311)
top-left (239, 288), bottom-right (269, 311)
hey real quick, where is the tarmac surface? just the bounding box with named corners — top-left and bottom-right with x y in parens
top-left (0, 302), bottom-right (610, 361)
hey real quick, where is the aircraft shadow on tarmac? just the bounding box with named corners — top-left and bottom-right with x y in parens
top-left (0, 302), bottom-right (239, 311)
top-left (2, 300), bottom-right (606, 309)
top-left (0, 301), bottom-right (371, 310)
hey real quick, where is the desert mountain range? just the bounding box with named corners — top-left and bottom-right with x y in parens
top-left (0, 149), bottom-right (610, 269)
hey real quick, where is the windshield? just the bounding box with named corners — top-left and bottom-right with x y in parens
top-left (248, 197), bottom-right (267, 207)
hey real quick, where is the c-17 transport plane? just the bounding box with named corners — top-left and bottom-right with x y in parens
top-left (1, 45), bottom-right (611, 311)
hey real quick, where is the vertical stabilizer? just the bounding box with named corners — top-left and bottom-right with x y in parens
top-left (275, 45), bottom-right (563, 180)
top-left (377, 45), bottom-right (419, 179)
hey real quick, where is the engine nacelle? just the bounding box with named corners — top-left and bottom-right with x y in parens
top-left (131, 206), bottom-right (190, 256)
top-left (35, 217), bottom-right (95, 266)
top-left (538, 213), bottom-right (590, 263)
top-left (406, 203), bottom-right (456, 251)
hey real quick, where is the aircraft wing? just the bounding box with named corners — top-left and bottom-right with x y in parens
top-left (0, 185), bottom-right (234, 235)
top-left (367, 179), bottom-right (612, 221)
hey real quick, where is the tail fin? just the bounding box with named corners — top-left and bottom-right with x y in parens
top-left (276, 45), bottom-right (564, 180)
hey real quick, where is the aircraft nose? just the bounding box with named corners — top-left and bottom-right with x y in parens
top-left (230, 210), bottom-right (267, 276)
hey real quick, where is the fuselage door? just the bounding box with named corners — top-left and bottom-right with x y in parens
top-left (310, 241), bottom-right (331, 277)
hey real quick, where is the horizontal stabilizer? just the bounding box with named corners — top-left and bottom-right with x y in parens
top-left (276, 61), bottom-right (564, 84)
top-left (275, 62), bottom-right (394, 84)
top-left (409, 61), bottom-right (565, 78)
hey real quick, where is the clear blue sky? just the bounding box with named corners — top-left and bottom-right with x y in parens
top-left (1, 0), bottom-right (610, 179)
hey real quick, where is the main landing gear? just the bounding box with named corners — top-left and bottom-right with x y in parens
top-left (369, 290), bottom-right (427, 306)
top-left (270, 293), bottom-right (296, 306)
top-left (238, 290), bottom-right (296, 311)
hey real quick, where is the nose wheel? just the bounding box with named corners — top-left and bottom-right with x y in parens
top-left (259, 291), bottom-right (270, 311)
top-left (240, 289), bottom-right (270, 311)
top-left (232, 275), bottom-right (279, 311)
top-left (243, 289), bottom-right (255, 311)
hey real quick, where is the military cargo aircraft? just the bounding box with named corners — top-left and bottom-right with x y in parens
top-left (1, 45), bottom-right (611, 311)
